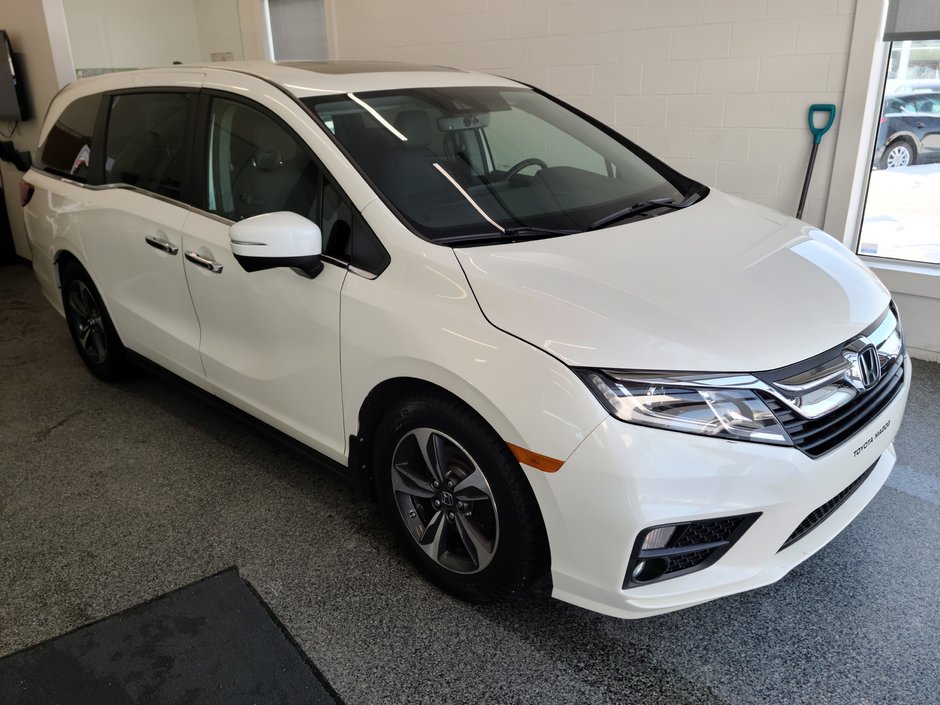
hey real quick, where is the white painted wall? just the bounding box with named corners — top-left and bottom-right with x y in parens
top-left (236, 0), bottom-right (275, 61)
top-left (63, 0), bottom-right (203, 67)
top-left (62, 0), bottom-right (248, 68)
top-left (329, 0), bottom-right (859, 229)
top-left (193, 0), bottom-right (245, 61)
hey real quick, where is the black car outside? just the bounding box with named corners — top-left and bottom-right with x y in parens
top-left (874, 91), bottom-right (940, 169)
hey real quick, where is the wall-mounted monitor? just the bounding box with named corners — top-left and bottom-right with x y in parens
top-left (0, 30), bottom-right (29, 122)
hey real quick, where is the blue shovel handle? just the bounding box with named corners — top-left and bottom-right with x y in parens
top-left (808, 104), bottom-right (836, 145)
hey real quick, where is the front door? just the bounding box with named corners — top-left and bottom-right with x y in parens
top-left (181, 94), bottom-right (347, 460)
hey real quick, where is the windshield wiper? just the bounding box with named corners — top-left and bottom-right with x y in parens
top-left (500, 226), bottom-right (580, 238)
top-left (437, 225), bottom-right (579, 247)
top-left (587, 193), bottom-right (701, 231)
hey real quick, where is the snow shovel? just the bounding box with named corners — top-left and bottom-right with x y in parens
top-left (796, 104), bottom-right (836, 219)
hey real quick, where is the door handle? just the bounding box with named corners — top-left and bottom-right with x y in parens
top-left (184, 250), bottom-right (223, 273)
top-left (145, 233), bottom-right (179, 255)
top-left (915, 121), bottom-right (926, 128)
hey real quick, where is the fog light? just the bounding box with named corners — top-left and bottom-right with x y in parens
top-left (631, 557), bottom-right (668, 583)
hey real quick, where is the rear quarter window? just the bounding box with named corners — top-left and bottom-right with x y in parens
top-left (39, 94), bottom-right (101, 183)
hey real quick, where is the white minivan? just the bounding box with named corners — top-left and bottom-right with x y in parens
top-left (22, 62), bottom-right (909, 618)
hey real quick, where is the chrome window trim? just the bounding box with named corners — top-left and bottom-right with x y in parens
top-left (32, 171), bottom-right (206, 216)
top-left (348, 265), bottom-right (378, 280)
top-left (30, 169), bottom-right (364, 269)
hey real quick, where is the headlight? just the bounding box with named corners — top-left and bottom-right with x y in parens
top-left (578, 370), bottom-right (792, 446)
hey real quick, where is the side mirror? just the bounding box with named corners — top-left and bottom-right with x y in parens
top-left (229, 211), bottom-right (324, 278)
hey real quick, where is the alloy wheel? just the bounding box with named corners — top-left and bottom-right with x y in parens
top-left (67, 280), bottom-right (108, 364)
top-left (885, 143), bottom-right (912, 168)
top-left (390, 427), bottom-right (499, 574)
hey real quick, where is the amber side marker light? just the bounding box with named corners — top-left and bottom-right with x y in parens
top-left (506, 442), bottom-right (564, 473)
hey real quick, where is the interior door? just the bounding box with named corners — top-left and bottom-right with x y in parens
top-left (181, 94), bottom-right (347, 460)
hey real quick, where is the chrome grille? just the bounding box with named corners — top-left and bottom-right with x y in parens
top-left (756, 306), bottom-right (905, 458)
top-left (762, 355), bottom-right (903, 458)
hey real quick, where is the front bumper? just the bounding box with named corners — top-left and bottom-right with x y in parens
top-left (527, 357), bottom-right (911, 619)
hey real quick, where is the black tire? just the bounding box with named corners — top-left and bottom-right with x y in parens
top-left (879, 139), bottom-right (915, 169)
top-left (61, 262), bottom-right (128, 381)
top-left (373, 392), bottom-right (548, 602)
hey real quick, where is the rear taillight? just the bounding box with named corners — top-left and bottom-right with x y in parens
top-left (880, 116), bottom-right (887, 124)
top-left (19, 180), bottom-right (33, 207)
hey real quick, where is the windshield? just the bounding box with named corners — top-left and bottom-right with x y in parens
top-left (304, 87), bottom-right (702, 243)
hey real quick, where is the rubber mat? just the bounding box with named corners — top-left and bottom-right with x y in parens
top-left (0, 567), bottom-right (343, 704)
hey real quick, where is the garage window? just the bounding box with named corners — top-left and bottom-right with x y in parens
top-left (858, 38), bottom-right (940, 265)
top-left (857, 0), bottom-right (940, 264)
top-left (267, 0), bottom-right (328, 61)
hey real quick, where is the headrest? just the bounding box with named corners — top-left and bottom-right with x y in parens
top-left (252, 149), bottom-right (282, 170)
top-left (394, 110), bottom-right (433, 148)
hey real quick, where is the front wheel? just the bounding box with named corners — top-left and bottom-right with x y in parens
top-left (61, 262), bottom-right (128, 381)
top-left (880, 140), bottom-right (915, 169)
top-left (373, 393), bottom-right (547, 602)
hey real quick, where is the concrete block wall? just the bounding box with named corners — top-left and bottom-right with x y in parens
top-left (332, 0), bottom-right (859, 228)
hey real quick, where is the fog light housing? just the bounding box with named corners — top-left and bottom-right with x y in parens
top-left (631, 557), bottom-right (669, 583)
top-left (623, 514), bottom-right (761, 589)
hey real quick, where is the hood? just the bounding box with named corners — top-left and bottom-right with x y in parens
top-left (454, 192), bottom-right (890, 372)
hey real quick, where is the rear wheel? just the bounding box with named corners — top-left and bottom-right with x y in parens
top-left (61, 262), bottom-right (128, 381)
top-left (880, 139), bottom-right (915, 169)
top-left (373, 392), bottom-right (547, 602)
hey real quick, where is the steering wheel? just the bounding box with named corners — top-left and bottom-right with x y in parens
top-left (505, 157), bottom-right (548, 180)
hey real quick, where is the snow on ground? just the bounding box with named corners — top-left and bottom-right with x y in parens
top-left (860, 162), bottom-right (940, 264)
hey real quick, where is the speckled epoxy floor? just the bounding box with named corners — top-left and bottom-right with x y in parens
top-left (2, 263), bottom-right (938, 705)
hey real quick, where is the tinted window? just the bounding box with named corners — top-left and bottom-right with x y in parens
top-left (322, 180), bottom-right (351, 258)
top-left (39, 94), bottom-right (100, 182)
top-left (105, 93), bottom-right (190, 199)
top-left (351, 211), bottom-right (390, 275)
top-left (206, 97), bottom-right (321, 224)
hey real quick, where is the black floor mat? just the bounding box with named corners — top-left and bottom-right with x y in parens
top-left (0, 568), bottom-right (343, 704)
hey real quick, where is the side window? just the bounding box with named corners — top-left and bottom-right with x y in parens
top-left (913, 95), bottom-right (940, 114)
top-left (39, 94), bottom-right (101, 182)
top-left (206, 98), bottom-right (321, 226)
top-left (105, 93), bottom-right (190, 200)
